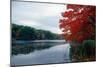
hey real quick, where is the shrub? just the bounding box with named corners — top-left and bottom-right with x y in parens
top-left (70, 40), bottom-right (96, 61)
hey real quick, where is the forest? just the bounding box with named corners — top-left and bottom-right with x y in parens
top-left (12, 23), bottom-right (63, 41)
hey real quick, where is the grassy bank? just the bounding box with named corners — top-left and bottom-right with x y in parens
top-left (70, 40), bottom-right (96, 62)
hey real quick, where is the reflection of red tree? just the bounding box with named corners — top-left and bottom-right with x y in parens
top-left (59, 4), bottom-right (96, 43)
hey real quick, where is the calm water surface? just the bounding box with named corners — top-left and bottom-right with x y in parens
top-left (11, 40), bottom-right (71, 66)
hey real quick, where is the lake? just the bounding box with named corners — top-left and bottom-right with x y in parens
top-left (11, 40), bottom-right (71, 66)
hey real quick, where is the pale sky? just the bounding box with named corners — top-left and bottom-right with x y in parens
top-left (12, 1), bottom-right (66, 34)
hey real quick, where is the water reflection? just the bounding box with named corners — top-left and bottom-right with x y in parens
top-left (12, 41), bottom-right (66, 55)
top-left (11, 40), bottom-right (70, 66)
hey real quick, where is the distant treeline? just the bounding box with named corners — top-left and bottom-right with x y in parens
top-left (12, 24), bottom-right (63, 40)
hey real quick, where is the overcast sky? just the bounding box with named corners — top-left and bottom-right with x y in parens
top-left (12, 1), bottom-right (66, 34)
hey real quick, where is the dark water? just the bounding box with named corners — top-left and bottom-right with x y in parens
top-left (11, 40), bottom-right (71, 66)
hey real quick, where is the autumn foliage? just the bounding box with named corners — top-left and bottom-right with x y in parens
top-left (59, 4), bottom-right (96, 43)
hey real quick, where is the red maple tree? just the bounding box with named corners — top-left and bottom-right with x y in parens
top-left (59, 4), bottom-right (96, 43)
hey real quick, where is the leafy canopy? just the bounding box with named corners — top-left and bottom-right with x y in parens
top-left (59, 4), bottom-right (96, 43)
